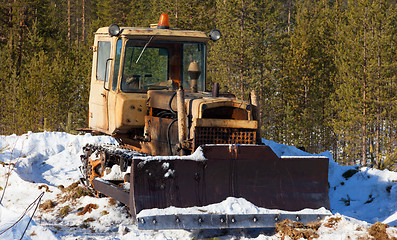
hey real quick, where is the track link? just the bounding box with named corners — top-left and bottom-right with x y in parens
top-left (80, 143), bottom-right (146, 189)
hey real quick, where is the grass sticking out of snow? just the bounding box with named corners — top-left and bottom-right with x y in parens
top-left (368, 222), bottom-right (395, 240)
top-left (59, 182), bottom-right (93, 202)
top-left (59, 205), bottom-right (71, 217)
top-left (342, 169), bottom-right (359, 180)
top-left (40, 200), bottom-right (56, 211)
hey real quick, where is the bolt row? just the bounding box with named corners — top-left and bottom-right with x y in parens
top-left (139, 214), bottom-right (325, 226)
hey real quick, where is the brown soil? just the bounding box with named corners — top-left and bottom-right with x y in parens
top-left (276, 219), bottom-right (320, 240)
top-left (323, 216), bottom-right (341, 229)
top-left (58, 182), bottom-right (93, 202)
top-left (39, 199), bottom-right (56, 211)
top-left (77, 203), bottom-right (99, 216)
top-left (368, 222), bottom-right (397, 240)
top-left (38, 184), bottom-right (52, 192)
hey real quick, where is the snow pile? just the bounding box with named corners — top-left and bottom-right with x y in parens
top-left (265, 138), bottom-right (397, 226)
top-left (0, 132), bottom-right (116, 239)
top-left (0, 132), bottom-right (396, 239)
top-left (262, 139), bottom-right (314, 157)
top-left (0, 204), bottom-right (57, 240)
top-left (1, 132), bottom-right (117, 186)
top-left (329, 163), bottom-right (397, 226)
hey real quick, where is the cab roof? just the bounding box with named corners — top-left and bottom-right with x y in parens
top-left (95, 27), bottom-right (210, 43)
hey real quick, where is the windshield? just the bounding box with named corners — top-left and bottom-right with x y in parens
top-left (120, 39), bottom-right (206, 92)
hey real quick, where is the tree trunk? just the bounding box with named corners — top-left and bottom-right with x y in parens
top-left (362, 11), bottom-right (367, 166)
top-left (240, 0), bottom-right (245, 99)
top-left (82, 0), bottom-right (85, 42)
top-left (68, 0), bottom-right (71, 43)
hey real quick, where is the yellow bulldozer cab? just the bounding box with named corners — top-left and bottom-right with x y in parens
top-left (88, 26), bottom-right (210, 136)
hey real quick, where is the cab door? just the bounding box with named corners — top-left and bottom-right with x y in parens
top-left (88, 36), bottom-right (112, 132)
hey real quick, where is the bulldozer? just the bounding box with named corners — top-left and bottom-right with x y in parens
top-left (80, 14), bottom-right (330, 230)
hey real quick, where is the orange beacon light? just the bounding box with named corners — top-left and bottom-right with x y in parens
top-left (157, 13), bottom-right (170, 29)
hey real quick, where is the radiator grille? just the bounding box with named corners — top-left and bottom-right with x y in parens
top-left (194, 127), bottom-right (256, 148)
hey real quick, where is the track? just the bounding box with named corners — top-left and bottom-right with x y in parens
top-left (80, 143), bottom-right (146, 189)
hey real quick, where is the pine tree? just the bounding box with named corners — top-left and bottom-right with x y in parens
top-left (333, 0), bottom-right (396, 166)
top-left (281, 0), bottom-right (337, 153)
top-left (209, 0), bottom-right (259, 100)
top-left (128, 0), bottom-right (154, 27)
top-left (249, 0), bottom-right (290, 142)
top-left (367, 0), bottom-right (397, 168)
top-left (91, 0), bottom-right (131, 30)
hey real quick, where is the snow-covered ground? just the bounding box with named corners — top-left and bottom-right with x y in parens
top-left (0, 132), bottom-right (396, 239)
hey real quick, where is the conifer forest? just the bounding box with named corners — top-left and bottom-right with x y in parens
top-left (0, 0), bottom-right (396, 168)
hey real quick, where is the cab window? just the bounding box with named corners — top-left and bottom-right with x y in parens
top-left (120, 39), bottom-right (206, 92)
top-left (96, 41), bottom-right (111, 82)
top-left (122, 42), bottom-right (169, 92)
top-left (112, 39), bottom-right (122, 91)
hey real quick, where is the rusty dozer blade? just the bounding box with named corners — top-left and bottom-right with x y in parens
top-left (91, 144), bottom-right (330, 229)
top-left (129, 145), bottom-right (330, 223)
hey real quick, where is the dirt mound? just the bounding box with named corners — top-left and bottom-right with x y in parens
top-left (276, 219), bottom-right (320, 240)
top-left (369, 222), bottom-right (397, 240)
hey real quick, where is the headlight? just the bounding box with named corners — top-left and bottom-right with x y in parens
top-left (209, 29), bottom-right (221, 41)
top-left (109, 24), bottom-right (120, 36)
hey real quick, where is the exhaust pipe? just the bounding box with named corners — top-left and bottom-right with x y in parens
top-left (212, 83), bottom-right (219, 97)
top-left (250, 90), bottom-right (262, 144)
top-left (177, 86), bottom-right (188, 155)
top-left (188, 62), bottom-right (201, 93)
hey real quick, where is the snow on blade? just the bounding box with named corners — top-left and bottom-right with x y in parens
top-left (135, 146), bottom-right (206, 162)
top-left (137, 197), bottom-right (331, 218)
